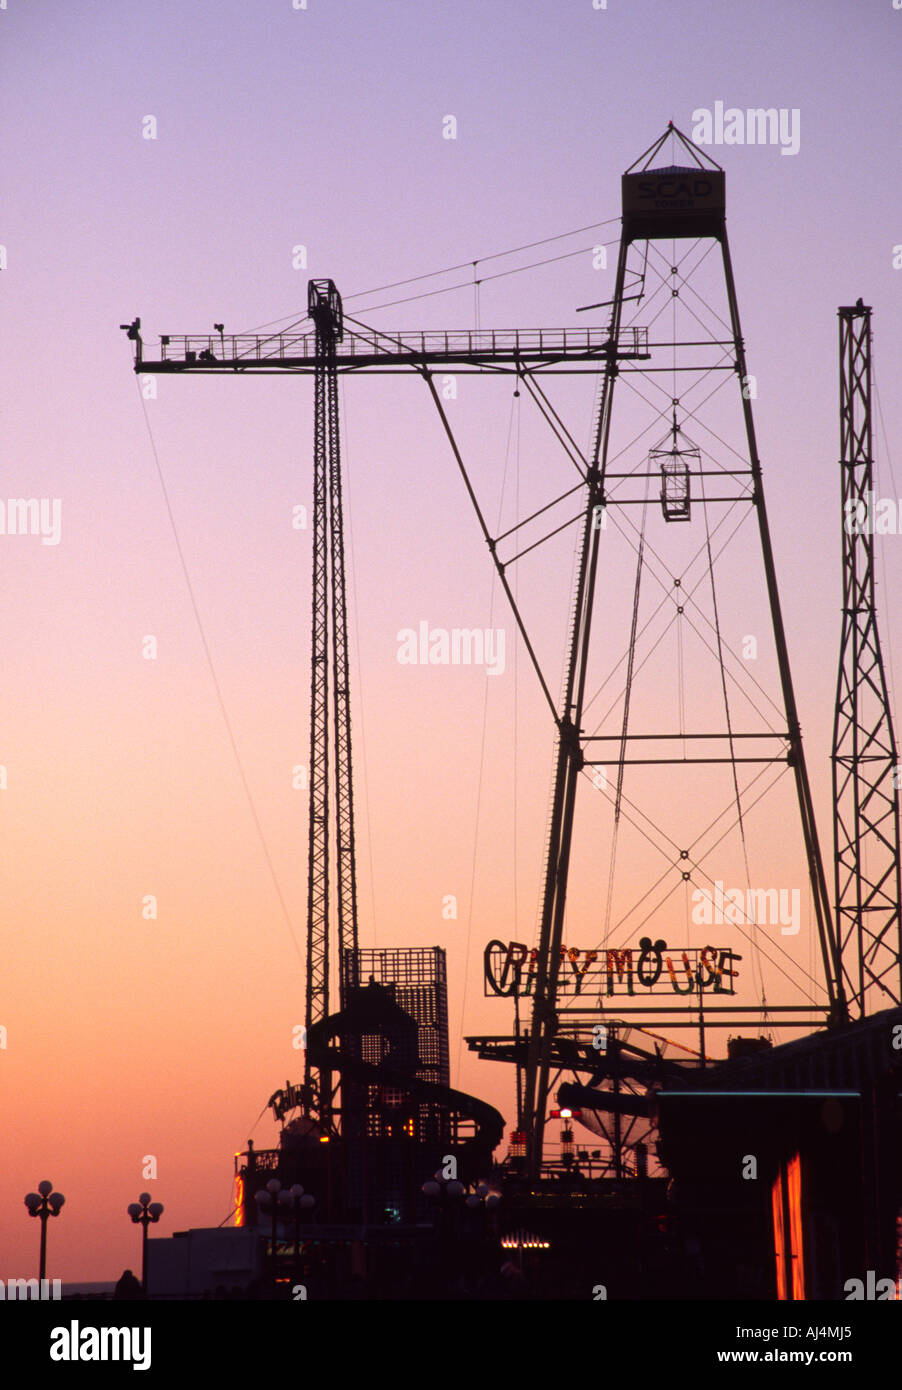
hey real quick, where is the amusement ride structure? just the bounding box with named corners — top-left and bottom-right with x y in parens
top-left (123, 124), bottom-right (902, 1298)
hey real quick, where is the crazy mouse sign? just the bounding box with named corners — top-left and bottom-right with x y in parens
top-left (484, 936), bottom-right (741, 998)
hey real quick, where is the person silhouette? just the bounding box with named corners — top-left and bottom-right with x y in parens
top-left (113, 1269), bottom-right (144, 1299)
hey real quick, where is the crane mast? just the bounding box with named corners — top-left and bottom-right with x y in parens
top-left (305, 278), bottom-right (360, 1131)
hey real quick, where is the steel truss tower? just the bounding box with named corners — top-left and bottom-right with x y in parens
top-left (304, 278), bottom-right (359, 1131)
top-left (832, 302), bottom-right (902, 1017)
top-left (517, 125), bottom-right (846, 1175)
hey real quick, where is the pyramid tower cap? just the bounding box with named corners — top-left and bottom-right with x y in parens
top-left (625, 122), bottom-right (722, 175)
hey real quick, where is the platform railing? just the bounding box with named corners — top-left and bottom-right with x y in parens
top-left (151, 325), bottom-right (649, 364)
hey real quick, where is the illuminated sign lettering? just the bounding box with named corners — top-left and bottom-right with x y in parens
top-left (484, 936), bottom-right (740, 998)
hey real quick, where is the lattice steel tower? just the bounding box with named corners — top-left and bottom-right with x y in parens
top-left (517, 124), bottom-right (847, 1175)
top-left (305, 278), bottom-right (360, 1130)
top-left (832, 301), bottom-right (902, 1017)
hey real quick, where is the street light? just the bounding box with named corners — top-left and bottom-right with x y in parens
top-left (279, 1184), bottom-right (316, 1278)
top-left (254, 1178), bottom-right (285, 1286)
top-left (255, 1179), bottom-right (317, 1288)
top-left (420, 1174), bottom-right (501, 1291)
top-left (24, 1180), bottom-right (65, 1281)
top-left (127, 1192), bottom-right (164, 1291)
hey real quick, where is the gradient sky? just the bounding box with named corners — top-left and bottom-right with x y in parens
top-left (2, 0), bottom-right (902, 1283)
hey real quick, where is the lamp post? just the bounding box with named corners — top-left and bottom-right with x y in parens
top-left (421, 1174), bottom-right (501, 1291)
top-left (255, 1180), bottom-right (316, 1291)
top-left (127, 1193), bottom-right (164, 1291)
top-left (254, 1178), bottom-right (284, 1287)
top-left (422, 1173), bottom-right (500, 1210)
top-left (279, 1184), bottom-right (315, 1280)
top-left (24, 1180), bottom-right (65, 1281)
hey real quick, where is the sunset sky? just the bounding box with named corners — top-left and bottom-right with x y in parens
top-left (2, 0), bottom-right (902, 1284)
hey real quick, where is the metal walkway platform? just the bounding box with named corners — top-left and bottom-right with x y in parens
top-left (133, 324), bottom-right (650, 373)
